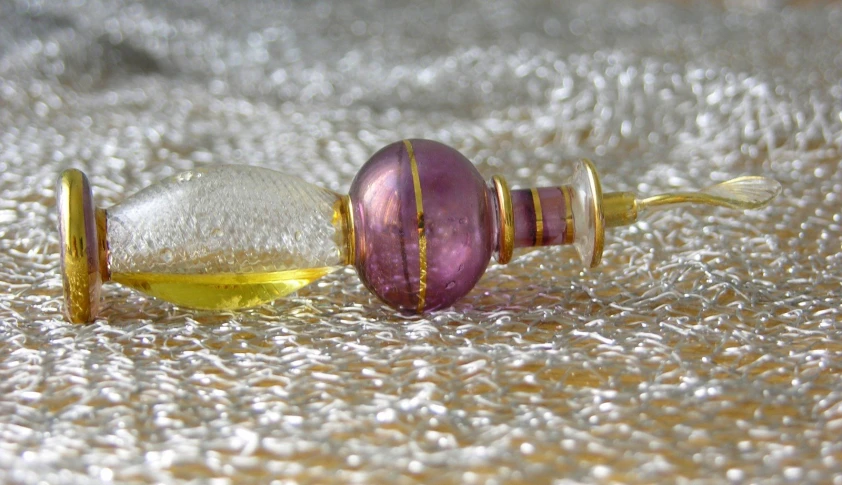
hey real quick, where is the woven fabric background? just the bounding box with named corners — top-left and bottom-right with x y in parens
top-left (1, 0), bottom-right (841, 483)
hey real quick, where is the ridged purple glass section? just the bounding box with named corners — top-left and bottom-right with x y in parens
top-left (512, 186), bottom-right (572, 248)
top-left (349, 139), bottom-right (495, 312)
top-left (512, 189), bottom-right (537, 247)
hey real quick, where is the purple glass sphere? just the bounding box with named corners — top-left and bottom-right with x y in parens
top-left (349, 139), bottom-right (496, 312)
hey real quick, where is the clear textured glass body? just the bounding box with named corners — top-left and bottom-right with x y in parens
top-left (106, 166), bottom-right (347, 309)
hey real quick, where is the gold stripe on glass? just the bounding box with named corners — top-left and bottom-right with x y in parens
top-left (404, 140), bottom-right (427, 312)
top-left (530, 188), bottom-right (544, 246)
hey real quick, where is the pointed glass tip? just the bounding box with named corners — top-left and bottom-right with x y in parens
top-left (696, 176), bottom-right (782, 210)
top-left (637, 176), bottom-right (782, 212)
top-left (602, 176), bottom-right (782, 229)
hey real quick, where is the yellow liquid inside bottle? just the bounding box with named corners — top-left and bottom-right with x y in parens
top-left (111, 267), bottom-right (340, 310)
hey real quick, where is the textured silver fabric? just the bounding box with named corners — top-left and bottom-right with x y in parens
top-left (1, 0), bottom-right (841, 483)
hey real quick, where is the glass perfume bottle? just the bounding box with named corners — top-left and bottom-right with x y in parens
top-left (57, 139), bottom-right (781, 323)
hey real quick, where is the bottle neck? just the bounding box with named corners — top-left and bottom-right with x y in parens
top-left (489, 159), bottom-right (603, 268)
top-left (510, 186), bottom-right (575, 249)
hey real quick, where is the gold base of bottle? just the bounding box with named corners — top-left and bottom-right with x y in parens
top-left (58, 169), bottom-right (104, 323)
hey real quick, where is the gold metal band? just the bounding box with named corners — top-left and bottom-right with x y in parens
top-left (338, 195), bottom-right (356, 266)
top-left (404, 140), bottom-right (427, 313)
top-left (530, 188), bottom-right (544, 246)
top-left (561, 185), bottom-right (574, 245)
top-left (96, 208), bottom-right (110, 282)
top-left (492, 175), bottom-right (514, 264)
top-left (602, 192), bottom-right (638, 228)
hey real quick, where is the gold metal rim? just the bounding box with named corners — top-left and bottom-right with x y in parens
top-left (492, 175), bottom-right (515, 264)
top-left (58, 169), bottom-right (101, 323)
top-left (96, 208), bottom-right (110, 282)
top-left (580, 159), bottom-right (604, 268)
top-left (339, 195), bottom-right (356, 266)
